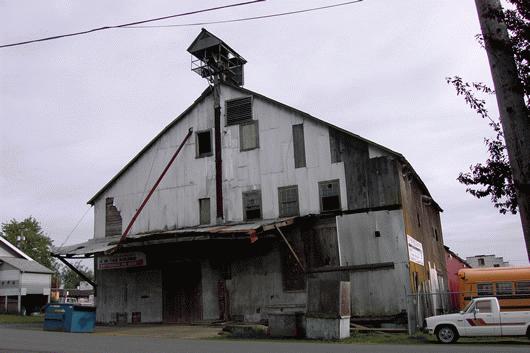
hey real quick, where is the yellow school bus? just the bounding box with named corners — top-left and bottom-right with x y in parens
top-left (458, 266), bottom-right (530, 311)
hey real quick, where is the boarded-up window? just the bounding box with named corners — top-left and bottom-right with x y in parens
top-left (199, 198), bottom-right (210, 225)
top-left (303, 219), bottom-right (340, 269)
top-left (196, 130), bottom-right (212, 157)
top-left (226, 96), bottom-right (252, 125)
top-left (278, 185), bottom-right (299, 217)
top-left (292, 124), bottom-right (306, 168)
top-left (105, 197), bottom-right (122, 237)
top-left (239, 120), bottom-right (259, 151)
top-left (318, 180), bottom-right (341, 212)
top-left (242, 190), bottom-right (262, 220)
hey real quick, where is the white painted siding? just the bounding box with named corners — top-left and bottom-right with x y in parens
top-left (0, 246), bottom-right (15, 257)
top-left (93, 85), bottom-right (347, 237)
top-left (20, 273), bottom-right (51, 295)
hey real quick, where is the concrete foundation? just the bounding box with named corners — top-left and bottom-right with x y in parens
top-left (305, 317), bottom-right (350, 340)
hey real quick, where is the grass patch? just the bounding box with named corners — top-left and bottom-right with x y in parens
top-left (0, 314), bottom-right (44, 324)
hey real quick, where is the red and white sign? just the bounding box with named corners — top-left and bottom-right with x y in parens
top-left (97, 252), bottom-right (146, 270)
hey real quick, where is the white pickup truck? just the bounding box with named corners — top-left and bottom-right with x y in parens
top-left (424, 297), bottom-right (530, 343)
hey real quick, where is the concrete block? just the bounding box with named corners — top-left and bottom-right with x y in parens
top-left (268, 312), bottom-right (304, 337)
top-left (306, 317), bottom-right (350, 340)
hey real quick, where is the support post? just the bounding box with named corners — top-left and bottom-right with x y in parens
top-left (17, 290), bottom-right (21, 314)
top-left (275, 225), bottom-right (305, 272)
top-left (55, 256), bottom-right (97, 289)
top-left (4, 295), bottom-right (7, 313)
top-left (475, 0), bottom-right (530, 260)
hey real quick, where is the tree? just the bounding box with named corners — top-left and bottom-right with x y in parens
top-left (60, 261), bottom-right (94, 289)
top-left (0, 216), bottom-right (62, 286)
top-left (0, 217), bottom-right (56, 270)
top-left (447, 0), bottom-right (529, 257)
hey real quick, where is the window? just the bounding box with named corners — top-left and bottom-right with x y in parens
top-left (495, 282), bottom-right (513, 296)
top-left (478, 258), bottom-right (485, 266)
top-left (239, 120), bottom-right (259, 151)
top-left (477, 283), bottom-right (493, 296)
top-left (199, 198), bottom-right (210, 225)
top-left (318, 180), bottom-right (341, 212)
top-left (278, 185), bottom-right (299, 217)
top-left (476, 300), bottom-right (492, 313)
top-left (226, 96), bottom-right (252, 125)
top-left (292, 124), bottom-right (306, 168)
top-left (515, 281), bottom-right (530, 295)
top-left (242, 190), bottom-right (262, 220)
top-left (196, 130), bottom-right (212, 157)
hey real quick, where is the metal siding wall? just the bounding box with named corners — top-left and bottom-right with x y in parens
top-left (92, 85), bottom-right (347, 236)
top-left (227, 243), bottom-right (306, 322)
top-left (96, 268), bottom-right (163, 323)
top-left (336, 210), bottom-right (410, 316)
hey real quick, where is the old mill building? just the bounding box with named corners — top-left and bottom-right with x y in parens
top-left (53, 29), bottom-right (448, 328)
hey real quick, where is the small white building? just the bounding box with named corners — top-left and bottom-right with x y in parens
top-left (0, 236), bottom-right (53, 314)
top-left (466, 254), bottom-right (510, 268)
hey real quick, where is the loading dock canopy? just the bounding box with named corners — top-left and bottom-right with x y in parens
top-left (52, 217), bottom-right (301, 258)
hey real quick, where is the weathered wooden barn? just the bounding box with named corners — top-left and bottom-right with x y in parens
top-left (53, 29), bottom-right (447, 327)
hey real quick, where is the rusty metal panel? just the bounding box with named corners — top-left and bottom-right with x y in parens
top-left (105, 197), bottom-right (122, 237)
top-left (292, 124), bottom-right (306, 168)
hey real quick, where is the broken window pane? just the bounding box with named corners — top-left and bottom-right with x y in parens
top-left (242, 190), bottom-right (262, 220)
top-left (318, 180), bottom-right (341, 212)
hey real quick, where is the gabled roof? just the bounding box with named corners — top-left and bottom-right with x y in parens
top-left (187, 28), bottom-right (245, 62)
top-left (88, 83), bottom-right (441, 210)
top-left (0, 236), bottom-right (33, 260)
top-left (0, 257), bottom-right (54, 274)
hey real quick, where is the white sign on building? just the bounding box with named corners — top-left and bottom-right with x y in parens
top-left (407, 235), bottom-right (424, 266)
top-left (97, 252), bottom-right (146, 270)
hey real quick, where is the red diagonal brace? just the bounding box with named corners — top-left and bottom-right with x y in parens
top-left (109, 127), bottom-right (193, 253)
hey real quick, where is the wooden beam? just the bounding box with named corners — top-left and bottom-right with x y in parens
top-left (275, 225), bottom-right (305, 273)
top-left (308, 262), bottom-right (394, 274)
top-left (54, 256), bottom-right (97, 289)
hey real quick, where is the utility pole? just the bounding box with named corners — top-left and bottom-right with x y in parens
top-left (475, 0), bottom-right (530, 260)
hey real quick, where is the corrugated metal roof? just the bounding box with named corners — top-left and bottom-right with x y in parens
top-left (52, 217), bottom-right (299, 257)
top-left (0, 257), bottom-right (54, 274)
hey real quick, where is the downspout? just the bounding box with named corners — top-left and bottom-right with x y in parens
top-left (213, 77), bottom-right (224, 222)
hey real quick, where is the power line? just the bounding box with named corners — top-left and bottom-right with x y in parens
top-left (59, 205), bottom-right (92, 248)
top-left (122, 0), bottom-right (364, 29)
top-left (0, 0), bottom-right (265, 49)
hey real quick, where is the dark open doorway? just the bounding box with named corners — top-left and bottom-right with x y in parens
top-left (162, 261), bottom-right (202, 323)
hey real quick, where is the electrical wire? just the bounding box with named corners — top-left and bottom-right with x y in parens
top-left (59, 205), bottom-right (92, 248)
top-left (123, 0), bottom-right (363, 29)
top-left (0, 0), bottom-right (265, 49)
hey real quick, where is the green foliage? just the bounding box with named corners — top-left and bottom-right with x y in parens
top-left (0, 217), bottom-right (56, 269)
top-left (60, 261), bottom-right (94, 289)
top-left (447, 0), bottom-right (528, 215)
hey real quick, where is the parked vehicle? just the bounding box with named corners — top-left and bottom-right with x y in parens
top-left (424, 297), bottom-right (530, 343)
top-left (458, 266), bottom-right (530, 311)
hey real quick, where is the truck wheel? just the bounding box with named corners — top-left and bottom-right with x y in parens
top-left (435, 325), bottom-right (459, 344)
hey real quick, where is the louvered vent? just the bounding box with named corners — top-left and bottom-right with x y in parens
top-left (226, 97), bottom-right (252, 125)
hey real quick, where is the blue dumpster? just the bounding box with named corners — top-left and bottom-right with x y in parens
top-left (43, 304), bottom-right (96, 333)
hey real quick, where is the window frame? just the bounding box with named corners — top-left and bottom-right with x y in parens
top-left (195, 129), bottom-right (213, 158)
top-left (239, 120), bottom-right (259, 152)
top-left (318, 179), bottom-right (342, 213)
top-left (515, 281), bottom-right (530, 295)
top-left (199, 198), bottom-right (211, 225)
top-left (242, 189), bottom-right (262, 221)
top-left (477, 282), bottom-right (494, 296)
top-left (225, 96), bottom-right (253, 126)
top-left (495, 282), bottom-right (513, 296)
top-left (278, 185), bottom-right (300, 218)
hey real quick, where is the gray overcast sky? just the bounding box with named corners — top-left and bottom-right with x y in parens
top-left (0, 0), bottom-right (527, 265)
